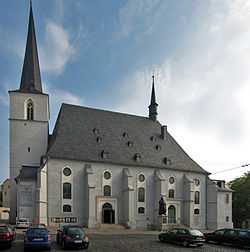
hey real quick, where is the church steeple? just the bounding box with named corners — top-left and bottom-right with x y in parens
top-left (148, 75), bottom-right (158, 121)
top-left (19, 1), bottom-right (43, 93)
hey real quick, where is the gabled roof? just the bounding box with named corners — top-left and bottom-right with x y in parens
top-left (16, 166), bottom-right (38, 181)
top-left (47, 103), bottom-right (208, 174)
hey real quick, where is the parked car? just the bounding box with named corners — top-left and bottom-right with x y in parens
top-left (204, 228), bottom-right (250, 248)
top-left (0, 224), bottom-right (16, 248)
top-left (56, 225), bottom-right (89, 249)
top-left (159, 228), bottom-right (205, 247)
top-left (16, 218), bottom-right (30, 229)
top-left (24, 227), bottom-right (51, 251)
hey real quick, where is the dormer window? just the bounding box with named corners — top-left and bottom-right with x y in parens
top-left (26, 99), bottom-right (34, 120)
top-left (134, 153), bottom-right (141, 162)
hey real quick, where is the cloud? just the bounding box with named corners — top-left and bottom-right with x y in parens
top-left (114, 0), bottom-right (162, 39)
top-left (114, 0), bottom-right (250, 181)
top-left (40, 21), bottom-right (75, 75)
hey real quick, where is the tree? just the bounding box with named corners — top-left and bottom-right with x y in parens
top-left (229, 172), bottom-right (250, 228)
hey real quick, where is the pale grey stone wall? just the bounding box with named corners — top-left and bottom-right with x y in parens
top-left (46, 158), bottom-right (207, 229)
top-left (9, 91), bottom-right (49, 223)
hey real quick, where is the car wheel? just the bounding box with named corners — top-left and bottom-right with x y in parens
top-left (159, 236), bottom-right (164, 242)
top-left (62, 240), bottom-right (67, 250)
top-left (183, 241), bottom-right (189, 247)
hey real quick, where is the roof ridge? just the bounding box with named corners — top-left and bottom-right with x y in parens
top-left (61, 103), bottom-right (161, 123)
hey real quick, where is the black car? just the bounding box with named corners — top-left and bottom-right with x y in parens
top-left (159, 228), bottom-right (205, 247)
top-left (56, 225), bottom-right (89, 249)
top-left (204, 228), bottom-right (250, 248)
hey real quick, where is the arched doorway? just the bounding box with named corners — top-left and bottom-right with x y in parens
top-left (168, 205), bottom-right (176, 224)
top-left (102, 203), bottom-right (115, 224)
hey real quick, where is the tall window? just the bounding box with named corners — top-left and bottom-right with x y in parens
top-left (63, 204), bottom-right (72, 213)
top-left (194, 191), bottom-right (200, 204)
top-left (103, 185), bottom-right (111, 196)
top-left (168, 189), bottom-right (175, 198)
top-left (138, 187), bottom-right (145, 202)
top-left (26, 99), bottom-right (34, 120)
top-left (63, 183), bottom-right (72, 199)
top-left (226, 194), bottom-right (229, 204)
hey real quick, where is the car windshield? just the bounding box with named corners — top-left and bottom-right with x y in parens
top-left (18, 219), bottom-right (28, 223)
top-left (67, 227), bottom-right (84, 236)
top-left (27, 228), bottom-right (48, 236)
top-left (0, 227), bottom-right (8, 233)
top-left (189, 230), bottom-right (203, 236)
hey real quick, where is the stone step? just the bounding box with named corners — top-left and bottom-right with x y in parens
top-left (99, 224), bottom-right (126, 230)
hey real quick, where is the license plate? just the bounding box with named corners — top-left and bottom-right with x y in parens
top-left (74, 240), bottom-right (82, 244)
top-left (33, 238), bottom-right (43, 241)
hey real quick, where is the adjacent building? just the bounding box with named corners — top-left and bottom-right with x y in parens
top-left (9, 3), bottom-right (233, 229)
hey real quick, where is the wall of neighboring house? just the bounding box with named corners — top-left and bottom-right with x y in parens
top-left (2, 179), bottom-right (11, 208)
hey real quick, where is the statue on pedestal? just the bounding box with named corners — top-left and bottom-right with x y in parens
top-left (158, 196), bottom-right (166, 215)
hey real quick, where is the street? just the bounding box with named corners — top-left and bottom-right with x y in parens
top-left (3, 233), bottom-right (249, 252)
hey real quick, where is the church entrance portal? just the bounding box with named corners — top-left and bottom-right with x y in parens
top-left (102, 203), bottom-right (115, 224)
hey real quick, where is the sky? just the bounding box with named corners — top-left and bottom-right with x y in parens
top-left (0, 0), bottom-right (250, 183)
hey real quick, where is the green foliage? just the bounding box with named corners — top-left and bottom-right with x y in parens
top-left (229, 172), bottom-right (250, 227)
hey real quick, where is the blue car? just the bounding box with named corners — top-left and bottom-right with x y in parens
top-left (24, 227), bottom-right (51, 251)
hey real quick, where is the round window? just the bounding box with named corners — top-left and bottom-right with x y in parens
top-left (63, 167), bottom-right (71, 177)
top-left (138, 174), bottom-right (145, 182)
top-left (194, 178), bottom-right (200, 186)
top-left (104, 171), bottom-right (111, 180)
top-left (169, 177), bottom-right (175, 184)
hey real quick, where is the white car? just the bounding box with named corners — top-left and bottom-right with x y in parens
top-left (16, 218), bottom-right (30, 229)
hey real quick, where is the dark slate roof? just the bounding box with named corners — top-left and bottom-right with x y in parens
top-left (19, 3), bottom-right (43, 94)
top-left (16, 166), bottom-right (38, 181)
top-left (47, 103), bottom-right (209, 174)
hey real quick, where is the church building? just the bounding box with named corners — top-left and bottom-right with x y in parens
top-left (9, 4), bottom-right (233, 230)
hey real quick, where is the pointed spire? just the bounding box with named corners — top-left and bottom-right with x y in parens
top-left (19, 1), bottom-right (43, 93)
top-left (148, 75), bottom-right (158, 121)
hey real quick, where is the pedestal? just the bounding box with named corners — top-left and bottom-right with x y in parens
top-left (158, 215), bottom-right (167, 231)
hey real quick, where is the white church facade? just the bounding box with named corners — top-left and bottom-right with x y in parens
top-left (9, 4), bottom-right (233, 230)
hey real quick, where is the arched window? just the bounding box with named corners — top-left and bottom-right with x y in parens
top-left (168, 189), bottom-right (175, 198)
top-left (103, 185), bottom-right (111, 196)
top-left (194, 208), bottom-right (200, 215)
top-left (168, 205), bottom-right (176, 224)
top-left (26, 99), bottom-right (34, 120)
top-left (194, 191), bottom-right (200, 204)
top-left (63, 204), bottom-right (72, 213)
top-left (138, 187), bottom-right (145, 202)
top-left (63, 183), bottom-right (72, 199)
top-left (138, 207), bottom-right (145, 214)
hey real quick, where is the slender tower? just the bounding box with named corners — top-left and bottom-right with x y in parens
top-left (8, 2), bottom-right (49, 223)
top-left (148, 75), bottom-right (158, 121)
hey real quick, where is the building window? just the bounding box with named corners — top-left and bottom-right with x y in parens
top-left (104, 171), bottom-right (111, 180)
top-left (168, 189), bottom-right (175, 198)
top-left (194, 191), bottom-right (200, 204)
top-left (138, 174), bottom-right (145, 182)
top-left (138, 207), bottom-right (145, 214)
top-left (63, 183), bottom-right (72, 199)
top-left (26, 99), bottom-right (34, 120)
top-left (194, 208), bottom-right (200, 215)
top-left (226, 216), bottom-right (229, 222)
top-left (63, 167), bottom-right (71, 177)
top-left (138, 187), bottom-right (145, 202)
top-left (194, 178), bottom-right (200, 186)
top-left (226, 194), bottom-right (229, 204)
top-left (63, 204), bottom-right (72, 213)
top-left (104, 185), bottom-right (111, 196)
top-left (169, 177), bottom-right (175, 184)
